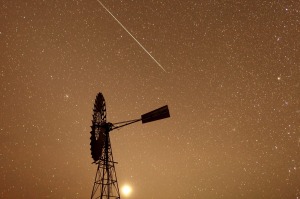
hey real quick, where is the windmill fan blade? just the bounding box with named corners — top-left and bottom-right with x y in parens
top-left (141, 105), bottom-right (170, 124)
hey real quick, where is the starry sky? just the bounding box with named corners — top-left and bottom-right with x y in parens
top-left (1, 0), bottom-right (300, 198)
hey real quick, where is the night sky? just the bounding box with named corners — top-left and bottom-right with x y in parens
top-left (1, 0), bottom-right (300, 198)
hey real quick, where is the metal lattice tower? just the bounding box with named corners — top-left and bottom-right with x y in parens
top-left (91, 126), bottom-right (120, 199)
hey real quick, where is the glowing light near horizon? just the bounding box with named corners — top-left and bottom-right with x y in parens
top-left (121, 185), bottom-right (132, 197)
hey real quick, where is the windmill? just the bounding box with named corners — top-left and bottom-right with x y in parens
top-left (90, 92), bottom-right (170, 199)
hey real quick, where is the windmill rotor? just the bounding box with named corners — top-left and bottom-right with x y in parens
top-left (90, 93), bottom-right (108, 162)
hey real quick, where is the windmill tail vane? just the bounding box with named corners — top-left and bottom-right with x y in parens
top-left (111, 105), bottom-right (170, 130)
top-left (141, 105), bottom-right (170, 124)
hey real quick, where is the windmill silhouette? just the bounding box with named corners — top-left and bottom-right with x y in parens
top-left (90, 92), bottom-right (170, 199)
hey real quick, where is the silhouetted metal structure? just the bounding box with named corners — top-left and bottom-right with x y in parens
top-left (90, 93), bottom-right (170, 199)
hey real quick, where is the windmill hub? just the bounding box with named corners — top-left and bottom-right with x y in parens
top-left (97, 123), bottom-right (113, 133)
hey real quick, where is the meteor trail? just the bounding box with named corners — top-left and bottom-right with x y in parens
top-left (96, 0), bottom-right (166, 72)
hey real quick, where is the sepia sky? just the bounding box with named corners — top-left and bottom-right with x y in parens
top-left (1, 0), bottom-right (299, 198)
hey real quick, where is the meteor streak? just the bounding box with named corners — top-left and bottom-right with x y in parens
top-left (96, 0), bottom-right (166, 72)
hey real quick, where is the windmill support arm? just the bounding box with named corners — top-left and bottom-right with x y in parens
top-left (111, 119), bottom-right (141, 130)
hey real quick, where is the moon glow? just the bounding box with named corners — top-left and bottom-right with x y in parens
top-left (121, 184), bottom-right (132, 197)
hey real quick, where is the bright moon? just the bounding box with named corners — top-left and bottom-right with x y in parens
top-left (121, 185), bottom-right (132, 196)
